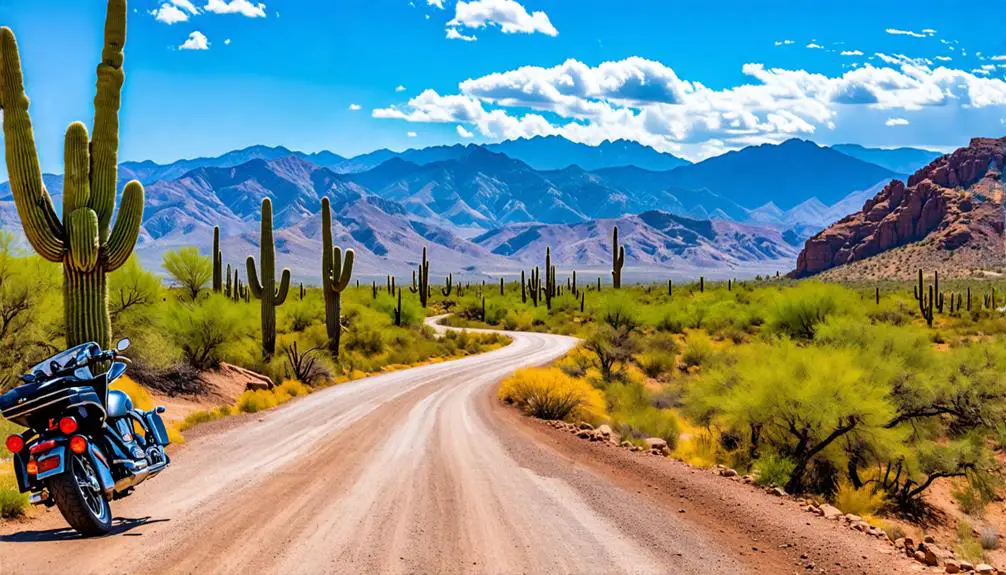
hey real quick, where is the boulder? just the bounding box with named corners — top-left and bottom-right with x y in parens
top-left (817, 504), bottom-right (843, 520)
top-left (924, 545), bottom-right (950, 567)
top-left (645, 438), bottom-right (667, 451)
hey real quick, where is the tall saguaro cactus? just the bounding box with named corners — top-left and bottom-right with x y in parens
top-left (411, 246), bottom-right (430, 307)
top-left (611, 226), bottom-right (625, 289)
top-left (321, 197), bottom-right (354, 358)
top-left (212, 226), bottom-right (223, 293)
top-left (247, 198), bottom-right (291, 359)
top-left (0, 0), bottom-right (144, 348)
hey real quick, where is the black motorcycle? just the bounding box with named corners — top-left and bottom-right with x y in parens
top-left (1, 339), bottom-right (171, 536)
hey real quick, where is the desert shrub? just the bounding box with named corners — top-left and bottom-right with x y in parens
top-left (276, 379), bottom-right (310, 399)
top-left (613, 407), bottom-right (680, 449)
top-left (681, 332), bottom-right (715, 368)
top-left (766, 282), bottom-right (859, 340)
top-left (957, 520), bottom-right (987, 563)
top-left (754, 454), bottom-right (796, 487)
top-left (162, 247), bottom-right (213, 301)
top-left (636, 351), bottom-right (675, 379)
top-left (498, 367), bottom-right (606, 423)
top-left (345, 323), bottom-right (385, 356)
top-left (953, 484), bottom-right (989, 518)
top-left (834, 482), bottom-right (886, 517)
top-left (237, 389), bottom-right (280, 413)
top-left (164, 295), bottom-right (256, 369)
top-left (179, 406), bottom-right (232, 431)
top-left (282, 296), bottom-right (323, 332)
top-left (881, 522), bottom-right (906, 542)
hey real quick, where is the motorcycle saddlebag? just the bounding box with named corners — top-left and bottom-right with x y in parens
top-left (144, 411), bottom-right (171, 446)
top-left (0, 383), bottom-right (104, 428)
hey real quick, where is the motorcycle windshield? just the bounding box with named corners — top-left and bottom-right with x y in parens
top-left (27, 343), bottom-right (99, 377)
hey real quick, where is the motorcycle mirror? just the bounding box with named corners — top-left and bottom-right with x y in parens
top-left (115, 338), bottom-right (131, 352)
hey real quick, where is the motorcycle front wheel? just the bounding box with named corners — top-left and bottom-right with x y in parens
top-left (48, 452), bottom-right (112, 536)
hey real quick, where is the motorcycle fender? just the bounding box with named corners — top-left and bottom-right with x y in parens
top-left (12, 453), bottom-right (30, 493)
top-left (87, 445), bottom-right (115, 498)
top-left (35, 446), bottom-right (66, 481)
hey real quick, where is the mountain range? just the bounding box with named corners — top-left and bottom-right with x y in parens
top-left (0, 135), bottom-right (948, 281)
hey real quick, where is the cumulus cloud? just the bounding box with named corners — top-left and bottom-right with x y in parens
top-left (448, 0), bottom-right (558, 37)
top-left (935, 56), bottom-right (952, 62)
top-left (396, 85), bottom-right (407, 92)
top-left (774, 40), bottom-right (794, 46)
top-left (407, 131), bottom-right (418, 137)
top-left (840, 50), bottom-right (864, 56)
top-left (885, 117), bottom-right (910, 126)
top-left (428, 0), bottom-right (445, 7)
top-left (885, 28), bottom-right (935, 38)
top-left (151, 0), bottom-right (199, 24)
top-left (457, 125), bottom-right (475, 138)
top-left (349, 104), bottom-right (363, 111)
top-left (446, 28), bottom-right (478, 42)
top-left (179, 31), bottom-right (210, 50)
top-left (374, 55), bottom-right (1006, 159)
top-left (806, 43), bottom-right (824, 49)
top-left (204, 0), bottom-right (267, 18)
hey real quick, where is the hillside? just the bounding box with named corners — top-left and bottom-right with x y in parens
top-left (795, 137), bottom-right (1006, 279)
top-left (830, 144), bottom-right (942, 175)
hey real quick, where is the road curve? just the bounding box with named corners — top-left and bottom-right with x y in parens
top-left (1, 317), bottom-right (752, 574)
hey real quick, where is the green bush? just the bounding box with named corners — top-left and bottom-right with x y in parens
top-left (163, 294), bottom-right (256, 369)
top-left (766, 282), bottom-right (860, 340)
top-left (754, 454), bottom-right (797, 487)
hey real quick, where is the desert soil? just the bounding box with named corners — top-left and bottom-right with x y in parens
top-left (0, 318), bottom-right (916, 574)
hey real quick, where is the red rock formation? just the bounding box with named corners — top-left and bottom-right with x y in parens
top-left (795, 138), bottom-right (1006, 277)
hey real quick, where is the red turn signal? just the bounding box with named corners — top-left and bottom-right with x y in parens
top-left (58, 416), bottom-right (78, 435)
top-left (5, 434), bottom-right (24, 454)
top-left (37, 456), bottom-right (60, 474)
top-left (69, 436), bottom-right (88, 455)
top-left (26, 459), bottom-right (38, 475)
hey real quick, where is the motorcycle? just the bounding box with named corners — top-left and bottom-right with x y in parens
top-left (0, 338), bottom-right (171, 536)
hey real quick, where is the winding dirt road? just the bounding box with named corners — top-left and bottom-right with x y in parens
top-left (0, 318), bottom-right (911, 574)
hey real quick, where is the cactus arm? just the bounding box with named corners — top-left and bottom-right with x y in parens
top-left (89, 0), bottom-right (127, 235)
top-left (104, 180), bottom-right (143, 271)
top-left (63, 122), bottom-right (91, 214)
top-left (67, 209), bottom-right (100, 272)
top-left (336, 249), bottom-right (354, 291)
top-left (274, 269), bottom-right (291, 304)
top-left (0, 28), bottom-right (64, 262)
top-left (246, 256), bottom-right (264, 299)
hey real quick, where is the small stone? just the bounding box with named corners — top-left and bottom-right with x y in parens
top-left (924, 545), bottom-right (949, 567)
top-left (894, 538), bottom-right (906, 549)
top-left (644, 437), bottom-right (668, 451)
top-left (576, 430), bottom-right (592, 439)
top-left (974, 564), bottom-right (994, 574)
top-left (945, 559), bottom-right (962, 574)
top-left (620, 441), bottom-right (632, 448)
top-left (597, 424), bottom-right (612, 437)
top-left (817, 504), bottom-right (843, 520)
top-left (770, 487), bottom-right (787, 497)
top-left (959, 561), bottom-right (974, 572)
top-left (914, 550), bottom-right (927, 564)
top-left (925, 535), bottom-right (937, 544)
top-left (844, 513), bottom-right (862, 523)
top-left (719, 468), bottom-right (738, 478)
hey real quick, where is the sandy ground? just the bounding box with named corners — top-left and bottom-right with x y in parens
top-left (0, 318), bottom-right (916, 574)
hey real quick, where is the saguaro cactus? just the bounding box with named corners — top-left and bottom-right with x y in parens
top-left (212, 226), bottom-right (223, 292)
top-left (247, 198), bottom-right (292, 359)
top-left (441, 273), bottom-right (453, 297)
top-left (321, 197), bottom-right (354, 358)
top-left (611, 226), bottom-right (625, 289)
top-left (0, 0), bottom-right (144, 348)
top-left (412, 247), bottom-right (430, 307)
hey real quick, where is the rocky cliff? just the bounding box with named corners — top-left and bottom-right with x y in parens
top-left (795, 138), bottom-right (1006, 278)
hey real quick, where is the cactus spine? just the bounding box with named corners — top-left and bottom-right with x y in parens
top-left (321, 197), bottom-right (354, 358)
top-left (247, 198), bottom-right (292, 359)
top-left (611, 226), bottom-right (624, 289)
top-left (0, 0), bottom-right (144, 348)
top-left (212, 226), bottom-right (223, 293)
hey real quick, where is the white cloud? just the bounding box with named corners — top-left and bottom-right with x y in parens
top-left (774, 40), bottom-right (795, 46)
top-left (374, 55), bottom-right (1006, 160)
top-left (840, 50), bottom-right (864, 56)
top-left (151, 0), bottom-right (199, 24)
top-left (427, 0), bottom-right (445, 7)
top-left (396, 85), bottom-right (407, 92)
top-left (349, 104), bottom-right (363, 111)
top-left (457, 125), bottom-right (474, 138)
top-left (224, 38), bottom-right (232, 45)
top-left (885, 117), bottom-right (909, 126)
top-left (204, 0), bottom-right (266, 18)
top-left (446, 28), bottom-right (478, 42)
top-left (407, 131), bottom-right (418, 138)
top-left (992, 55), bottom-right (1006, 61)
top-left (448, 0), bottom-right (557, 37)
top-left (179, 31), bottom-right (210, 50)
top-left (885, 28), bottom-right (935, 38)
top-left (935, 56), bottom-right (952, 62)
top-left (806, 43), bottom-right (823, 49)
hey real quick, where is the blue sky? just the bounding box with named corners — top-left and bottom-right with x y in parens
top-left (1, 0), bottom-right (1006, 179)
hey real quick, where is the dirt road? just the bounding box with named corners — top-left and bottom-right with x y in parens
top-left (0, 318), bottom-right (910, 574)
